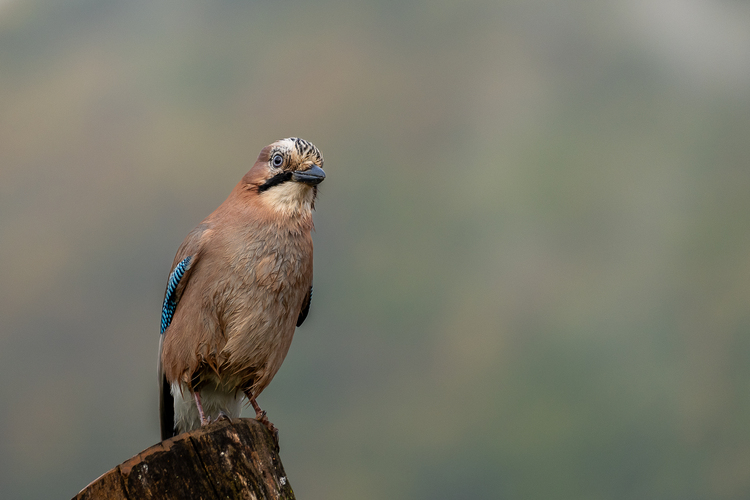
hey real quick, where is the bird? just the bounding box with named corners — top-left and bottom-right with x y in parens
top-left (157, 137), bottom-right (325, 443)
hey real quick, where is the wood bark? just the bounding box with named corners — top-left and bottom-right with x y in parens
top-left (73, 418), bottom-right (295, 500)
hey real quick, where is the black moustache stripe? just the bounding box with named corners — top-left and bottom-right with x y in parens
top-left (258, 171), bottom-right (293, 193)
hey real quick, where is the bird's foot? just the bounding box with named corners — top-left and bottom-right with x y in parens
top-left (245, 391), bottom-right (280, 451)
top-left (255, 409), bottom-right (274, 431)
top-left (256, 412), bottom-right (280, 451)
top-left (216, 411), bottom-right (232, 422)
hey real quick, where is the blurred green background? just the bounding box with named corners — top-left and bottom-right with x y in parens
top-left (2, 0), bottom-right (750, 498)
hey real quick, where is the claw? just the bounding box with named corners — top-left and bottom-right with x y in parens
top-left (270, 425), bottom-right (280, 452)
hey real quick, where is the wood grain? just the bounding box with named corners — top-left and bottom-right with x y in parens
top-left (73, 418), bottom-right (295, 500)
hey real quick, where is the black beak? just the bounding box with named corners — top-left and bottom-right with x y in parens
top-left (292, 165), bottom-right (326, 186)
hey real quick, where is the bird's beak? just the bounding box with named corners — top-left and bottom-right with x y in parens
top-left (292, 165), bottom-right (326, 186)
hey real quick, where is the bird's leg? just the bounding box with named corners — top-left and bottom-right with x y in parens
top-left (193, 390), bottom-right (209, 426)
top-left (248, 394), bottom-right (267, 420)
top-left (244, 390), bottom-right (279, 449)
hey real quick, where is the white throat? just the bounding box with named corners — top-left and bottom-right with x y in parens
top-left (262, 181), bottom-right (314, 216)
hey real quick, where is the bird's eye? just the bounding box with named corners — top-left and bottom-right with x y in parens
top-left (272, 154), bottom-right (284, 168)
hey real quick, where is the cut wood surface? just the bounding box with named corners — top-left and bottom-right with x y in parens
top-left (73, 418), bottom-right (295, 500)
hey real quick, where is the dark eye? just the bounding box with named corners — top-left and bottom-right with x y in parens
top-left (272, 154), bottom-right (284, 168)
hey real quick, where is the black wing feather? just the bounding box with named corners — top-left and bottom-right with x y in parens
top-left (297, 285), bottom-right (313, 327)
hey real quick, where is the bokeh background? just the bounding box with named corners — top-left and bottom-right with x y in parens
top-left (2, 0), bottom-right (750, 498)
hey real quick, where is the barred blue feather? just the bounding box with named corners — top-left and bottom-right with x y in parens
top-left (160, 256), bottom-right (192, 335)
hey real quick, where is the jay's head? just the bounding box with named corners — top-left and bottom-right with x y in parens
top-left (244, 137), bottom-right (325, 216)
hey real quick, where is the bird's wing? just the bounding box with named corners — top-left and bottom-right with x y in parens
top-left (296, 285), bottom-right (313, 327)
top-left (158, 223), bottom-right (209, 440)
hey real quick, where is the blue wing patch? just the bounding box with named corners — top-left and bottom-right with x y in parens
top-left (160, 256), bottom-right (192, 335)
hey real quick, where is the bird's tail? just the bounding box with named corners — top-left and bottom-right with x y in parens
top-left (158, 334), bottom-right (176, 440)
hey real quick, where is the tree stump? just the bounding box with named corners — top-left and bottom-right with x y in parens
top-left (73, 418), bottom-right (295, 500)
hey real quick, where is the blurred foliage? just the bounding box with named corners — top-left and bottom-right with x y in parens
top-left (1, 0), bottom-right (750, 498)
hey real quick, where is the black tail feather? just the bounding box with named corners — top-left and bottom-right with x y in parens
top-left (160, 375), bottom-right (175, 440)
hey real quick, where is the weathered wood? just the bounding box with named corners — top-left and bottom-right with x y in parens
top-left (74, 418), bottom-right (295, 500)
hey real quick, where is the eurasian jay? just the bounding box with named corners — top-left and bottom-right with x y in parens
top-left (157, 137), bottom-right (325, 442)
